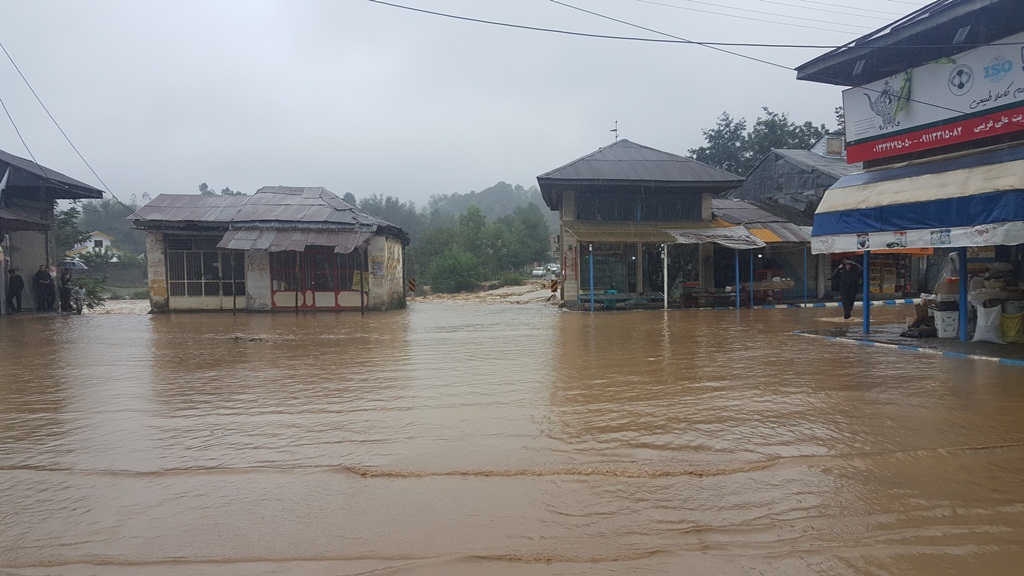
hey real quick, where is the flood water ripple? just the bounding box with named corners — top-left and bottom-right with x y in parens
top-left (1, 301), bottom-right (1023, 575)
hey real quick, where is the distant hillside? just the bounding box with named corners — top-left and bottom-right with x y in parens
top-left (427, 182), bottom-right (558, 228)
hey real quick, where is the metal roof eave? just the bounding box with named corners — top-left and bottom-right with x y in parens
top-left (795, 0), bottom-right (1018, 87)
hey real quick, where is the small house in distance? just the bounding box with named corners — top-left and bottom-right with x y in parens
top-left (67, 231), bottom-right (122, 261)
top-left (131, 186), bottom-right (409, 312)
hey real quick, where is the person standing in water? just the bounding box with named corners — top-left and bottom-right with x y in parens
top-left (832, 259), bottom-right (863, 320)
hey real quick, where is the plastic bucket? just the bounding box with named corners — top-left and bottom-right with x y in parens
top-left (935, 310), bottom-right (959, 338)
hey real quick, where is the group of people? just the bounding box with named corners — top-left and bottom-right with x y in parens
top-left (5, 265), bottom-right (83, 314)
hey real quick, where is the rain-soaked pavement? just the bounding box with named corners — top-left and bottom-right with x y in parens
top-left (2, 290), bottom-right (1023, 575)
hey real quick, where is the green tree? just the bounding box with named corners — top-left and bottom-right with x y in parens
top-left (79, 198), bottom-right (147, 256)
top-left (54, 205), bottom-right (90, 255)
top-left (198, 182), bottom-right (215, 195)
top-left (425, 248), bottom-right (482, 293)
top-left (689, 108), bottom-right (828, 176)
top-left (747, 108), bottom-right (827, 167)
top-left (687, 112), bottom-right (748, 176)
top-left (834, 105), bottom-right (845, 135)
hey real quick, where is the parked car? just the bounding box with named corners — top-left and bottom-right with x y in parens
top-left (545, 263), bottom-right (561, 275)
top-left (531, 267), bottom-right (547, 277)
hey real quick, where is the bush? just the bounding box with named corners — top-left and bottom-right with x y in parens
top-left (130, 288), bottom-right (150, 300)
top-left (496, 272), bottom-right (525, 288)
top-left (425, 249), bottom-right (482, 293)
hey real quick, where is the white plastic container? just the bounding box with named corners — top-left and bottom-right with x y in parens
top-left (936, 310), bottom-right (959, 338)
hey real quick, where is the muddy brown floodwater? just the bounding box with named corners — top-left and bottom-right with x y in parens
top-left (2, 295), bottom-right (1023, 575)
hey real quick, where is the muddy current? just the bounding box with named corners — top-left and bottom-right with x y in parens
top-left (1, 296), bottom-right (1023, 575)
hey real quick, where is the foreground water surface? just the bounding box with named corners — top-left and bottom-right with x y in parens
top-left (1, 300), bottom-right (1023, 575)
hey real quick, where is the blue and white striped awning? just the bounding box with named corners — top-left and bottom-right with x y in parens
top-left (811, 145), bottom-right (1024, 254)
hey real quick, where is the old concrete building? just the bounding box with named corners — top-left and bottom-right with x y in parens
top-left (132, 186), bottom-right (409, 313)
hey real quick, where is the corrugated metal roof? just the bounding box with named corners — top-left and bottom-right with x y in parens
top-left (0, 207), bottom-right (49, 232)
top-left (132, 186), bottom-right (409, 244)
top-left (537, 140), bottom-right (745, 210)
top-left (0, 148), bottom-right (103, 200)
top-left (711, 198), bottom-right (812, 243)
top-left (771, 149), bottom-right (863, 179)
top-left (538, 140), bottom-right (744, 184)
top-left (795, 0), bottom-right (1024, 86)
top-left (218, 229), bottom-right (374, 254)
top-left (561, 220), bottom-right (765, 248)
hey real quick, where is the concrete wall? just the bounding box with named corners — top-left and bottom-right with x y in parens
top-left (144, 231), bottom-right (406, 313)
top-left (245, 251), bottom-right (272, 311)
top-left (366, 236), bottom-right (405, 310)
top-left (145, 232), bottom-right (168, 313)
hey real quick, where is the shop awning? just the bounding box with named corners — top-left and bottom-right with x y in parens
top-left (563, 221), bottom-right (765, 249)
top-left (217, 229), bottom-right (374, 254)
top-left (811, 145), bottom-right (1024, 254)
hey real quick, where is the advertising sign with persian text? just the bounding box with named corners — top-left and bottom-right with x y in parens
top-left (843, 30), bottom-right (1024, 163)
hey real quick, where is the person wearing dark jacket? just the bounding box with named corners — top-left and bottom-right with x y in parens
top-left (6, 268), bottom-right (25, 313)
top-left (833, 259), bottom-right (864, 319)
top-left (33, 265), bottom-right (54, 311)
top-left (59, 268), bottom-right (73, 312)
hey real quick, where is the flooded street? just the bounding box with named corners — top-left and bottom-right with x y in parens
top-left (2, 299), bottom-right (1023, 575)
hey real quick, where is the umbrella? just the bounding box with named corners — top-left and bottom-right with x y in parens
top-left (58, 259), bottom-right (89, 270)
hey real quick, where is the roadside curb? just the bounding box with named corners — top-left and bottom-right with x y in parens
top-left (792, 329), bottom-right (1024, 367)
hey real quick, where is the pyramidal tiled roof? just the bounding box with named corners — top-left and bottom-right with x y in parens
top-left (537, 140), bottom-right (743, 185)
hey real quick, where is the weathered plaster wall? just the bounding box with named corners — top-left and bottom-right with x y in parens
top-left (367, 236), bottom-right (405, 310)
top-left (245, 251), bottom-right (271, 311)
top-left (146, 232), bottom-right (168, 313)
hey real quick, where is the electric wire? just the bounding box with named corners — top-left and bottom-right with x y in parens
top-left (366, 0), bottom-right (1024, 133)
top-left (761, 0), bottom-right (908, 17)
top-left (552, 0), bottom-right (1024, 131)
top-left (0, 93), bottom-right (55, 183)
top-left (754, 0), bottom-right (900, 18)
top-left (365, 0), bottom-right (1019, 49)
top-left (0, 41), bottom-right (144, 219)
top-left (632, 0), bottom-right (880, 29)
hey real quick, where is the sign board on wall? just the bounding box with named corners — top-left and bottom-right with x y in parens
top-left (843, 30), bottom-right (1024, 163)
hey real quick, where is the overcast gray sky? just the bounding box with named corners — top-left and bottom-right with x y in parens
top-left (1, 0), bottom-right (926, 207)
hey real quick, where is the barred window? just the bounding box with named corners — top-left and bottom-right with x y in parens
top-left (166, 238), bottom-right (245, 297)
top-left (269, 248), bottom-right (363, 291)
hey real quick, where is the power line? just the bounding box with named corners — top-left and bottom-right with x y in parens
top-left (755, 0), bottom-right (902, 19)
top-left (551, 0), bottom-right (1024, 132)
top-left (0, 94), bottom-right (55, 183)
top-left (550, 0), bottom-right (798, 73)
top-left (365, 0), bottom-right (1017, 50)
top-left (632, 0), bottom-right (879, 29)
top-left (367, 0), bottom-right (1024, 133)
top-left (763, 0), bottom-right (908, 17)
top-left (0, 41), bottom-right (144, 219)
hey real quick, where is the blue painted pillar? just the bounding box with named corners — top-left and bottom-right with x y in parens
top-left (862, 251), bottom-right (871, 334)
top-left (749, 251), bottom-right (754, 308)
top-left (803, 246), bottom-right (808, 307)
top-left (589, 243), bottom-right (595, 312)
top-left (958, 246), bottom-right (968, 341)
top-left (734, 250), bottom-right (740, 309)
